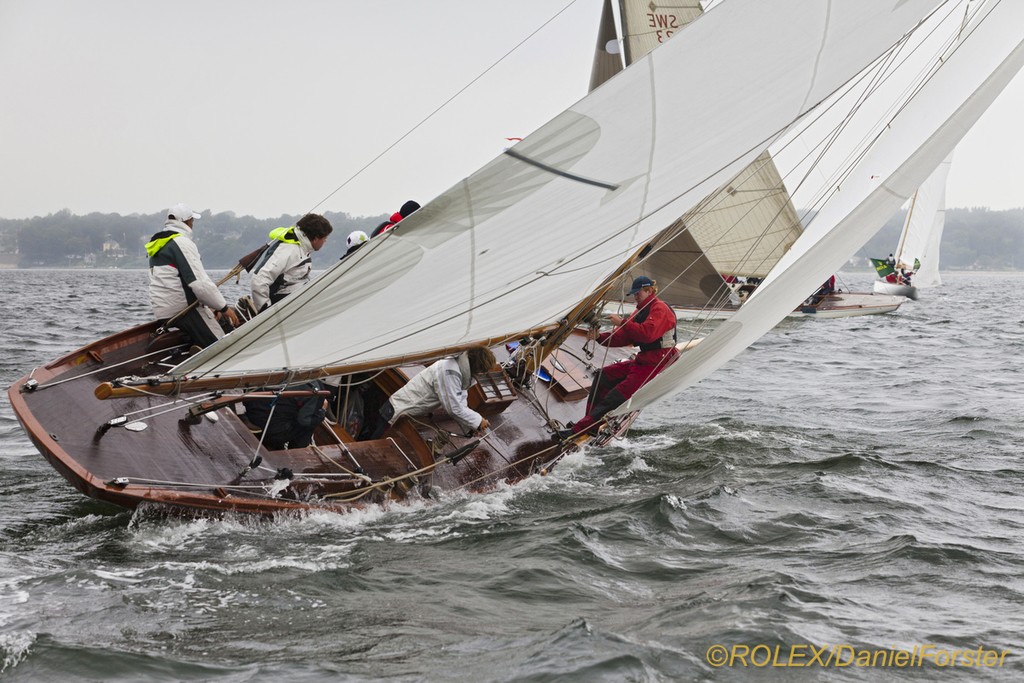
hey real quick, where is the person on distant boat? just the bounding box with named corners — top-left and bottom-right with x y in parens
top-left (147, 202), bottom-right (241, 348)
top-left (367, 346), bottom-right (496, 439)
top-left (370, 200), bottom-right (420, 238)
top-left (817, 275), bottom-right (836, 296)
top-left (249, 214), bottom-right (333, 312)
top-left (886, 253), bottom-right (897, 268)
top-left (805, 274), bottom-right (837, 306)
top-left (242, 381), bottom-right (327, 450)
top-left (898, 268), bottom-right (913, 286)
top-left (557, 276), bottom-right (678, 440)
top-left (341, 230), bottom-right (368, 260)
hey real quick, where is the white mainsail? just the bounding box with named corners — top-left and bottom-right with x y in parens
top-left (620, 0), bottom-right (1024, 416)
top-left (895, 153), bottom-right (953, 288)
top-left (172, 1), bottom-right (951, 381)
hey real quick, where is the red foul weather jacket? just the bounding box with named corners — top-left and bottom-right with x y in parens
top-left (597, 295), bottom-right (678, 366)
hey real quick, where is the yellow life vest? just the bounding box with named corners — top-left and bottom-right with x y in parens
top-left (144, 232), bottom-right (181, 257)
top-left (268, 226), bottom-right (300, 244)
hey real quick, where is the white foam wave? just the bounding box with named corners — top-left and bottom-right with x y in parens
top-left (615, 433), bottom-right (679, 452)
top-left (0, 631), bottom-right (35, 674)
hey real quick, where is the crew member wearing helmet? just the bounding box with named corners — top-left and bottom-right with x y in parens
top-left (341, 230), bottom-right (368, 260)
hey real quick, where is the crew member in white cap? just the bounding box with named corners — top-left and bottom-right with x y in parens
top-left (340, 230), bottom-right (368, 260)
top-left (145, 203), bottom-right (240, 348)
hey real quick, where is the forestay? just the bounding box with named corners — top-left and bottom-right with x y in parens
top-left (619, 0), bottom-right (1024, 416)
top-left (173, 1), bottom-right (947, 381)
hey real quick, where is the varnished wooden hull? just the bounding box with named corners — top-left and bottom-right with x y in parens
top-left (8, 322), bottom-right (625, 517)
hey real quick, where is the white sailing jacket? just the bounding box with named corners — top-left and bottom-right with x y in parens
top-left (249, 228), bottom-right (315, 311)
top-left (147, 218), bottom-right (227, 319)
top-left (388, 352), bottom-right (483, 435)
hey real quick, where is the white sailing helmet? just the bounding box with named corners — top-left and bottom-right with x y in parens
top-left (346, 230), bottom-right (369, 249)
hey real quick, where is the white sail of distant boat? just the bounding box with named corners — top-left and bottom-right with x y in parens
top-left (873, 152), bottom-right (954, 297)
top-left (908, 154), bottom-right (952, 289)
top-left (907, 155), bottom-right (952, 289)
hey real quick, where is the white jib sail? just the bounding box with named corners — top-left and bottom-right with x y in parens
top-left (173, 0), bottom-right (947, 381)
top-left (618, 0), bottom-right (1024, 417)
top-left (897, 153), bottom-right (954, 288)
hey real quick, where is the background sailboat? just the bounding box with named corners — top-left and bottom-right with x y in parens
top-left (872, 152), bottom-right (954, 299)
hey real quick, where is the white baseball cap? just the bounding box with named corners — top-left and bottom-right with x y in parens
top-left (168, 202), bottom-right (201, 221)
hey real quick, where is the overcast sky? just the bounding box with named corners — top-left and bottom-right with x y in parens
top-left (2, 0), bottom-right (1022, 221)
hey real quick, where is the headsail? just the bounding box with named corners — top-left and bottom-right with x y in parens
top-left (618, 0), bottom-right (1024, 416)
top-left (168, 1), bottom-right (948, 385)
top-left (894, 153), bottom-right (953, 288)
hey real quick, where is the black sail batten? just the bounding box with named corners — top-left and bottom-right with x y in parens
top-left (502, 148), bottom-right (620, 191)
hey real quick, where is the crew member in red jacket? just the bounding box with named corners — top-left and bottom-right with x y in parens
top-left (370, 200), bottom-right (421, 238)
top-left (559, 276), bottom-right (679, 439)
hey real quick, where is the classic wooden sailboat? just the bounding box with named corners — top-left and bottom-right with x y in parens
top-left (872, 153), bottom-right (954, 300)
top-left (8, 0), bottom-right (1023, 516)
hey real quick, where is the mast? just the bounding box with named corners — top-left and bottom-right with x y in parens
top-left (894, 190), bottom-right (919, 265)
top-left (588, 0), bottom-right (624, 91)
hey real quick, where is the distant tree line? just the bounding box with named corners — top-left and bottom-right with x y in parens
top-left (1, 206), bottom-right (1022, 270)
top-left (859, 207), bottom-right (1024, 270)
top-left (0, 209), bottom-right (384, 268)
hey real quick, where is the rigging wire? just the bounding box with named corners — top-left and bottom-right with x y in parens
top-left (302, 0), bottom-right (583, 217)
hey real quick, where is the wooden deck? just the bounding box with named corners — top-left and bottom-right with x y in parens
top-left (9, 322), bottom-right (628, 516)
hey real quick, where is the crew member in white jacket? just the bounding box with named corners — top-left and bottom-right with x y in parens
top-left (146, 203), bottom-right (240, 348)
top-left (368, 346), bottom-right (496, 439)
top-left (249, 214), bottom-right (333, 311)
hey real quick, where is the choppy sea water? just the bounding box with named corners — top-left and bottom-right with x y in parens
top-left (1, 269), bottom-right (1022, 682)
